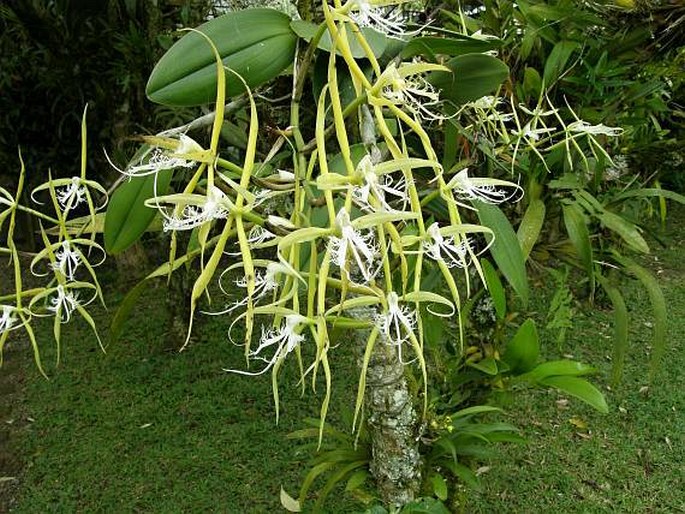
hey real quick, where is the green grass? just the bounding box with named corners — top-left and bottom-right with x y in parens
top-left (3, 208), bottom-right (685, 513)
top-left (465, 210), bottom-right (685, 513)
top-left (5, 283), bottom-right (361, 513)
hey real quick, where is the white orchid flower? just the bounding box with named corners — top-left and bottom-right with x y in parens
top-left (568, 120), bottom-right (623, 137)
top-left (48, 284), bottom-right (80, 323)
top-left (247, 225), bottom-right (277, 245)
top-left (50, 241), bottom-right (81, 281)
top-left (379, 63), bottom-right (444, 121)
top-left (0, 305), bottom-right (18, 334)
top-left (162, 185), bottom-right (229, 232)
top-left (352, 155), bottom-right (410, 212)
top-left (56, 177), bottom-right (87, 211)
top-left (112, 134), bottom-right (203, 177)
top-left (446, 168), bottom-right (522, 204)
top-left (347, 0), bottom-right (413, 37)
top-left (511, 122), bottom-right (556, 141)
top-left (224, 314), bottom-right (308, 376)
top-left (329, 209), bottom-right (379, 282)
top-left (423, 223), bottom-right (471, 268)
top-left (374, 292), bottom-right (417, 363)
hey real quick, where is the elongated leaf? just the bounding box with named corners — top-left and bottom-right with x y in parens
top-left (613, 254), bottom-right (667, 379)
top-left (523, 360), bottom-right (596, 381)
top-left (502, 319), bottom-right (539, 374)
top-left (475, 201), bottom-right (529, 306)
top-left (538, 375), bottom-right (609, 413)
top-left (480, 258), bottom-right (506, 320)
top-left (467, 357), bottom-right (499, 375)
top-left (105, 168), bottom-right (173, 254)
top-left (401, 35), bottom-right (498, 60)
top-left (562, 202), bottom-right (594, 287)
top-left (430, 53), bottom-right (509, 105)
top-left (609, 187), bottom-right (685, 205)
top-left (596, 274), bottom-right (629, 386)
top-left (517, 199), bottom-right (546, 261)
top-left (147, 9), bottom-right (297, 106)
top-left (543, 40), bottom-right (580, 85)
top-left (599, 211), bottom-right (650, 253)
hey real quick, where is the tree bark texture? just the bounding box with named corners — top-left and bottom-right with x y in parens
top-left (351, 304), bottom-right (422, 508)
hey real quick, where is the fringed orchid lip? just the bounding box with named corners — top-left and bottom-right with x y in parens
top-left (446, 168), bottom-right (523, 205)
top-left (224, 314), bottom-right (309, 376)
top-left (423, 223), bottom-right (472, 269)
top-left (161, 185), bottom-right (229, 232)
top-left (374, 291), bottom-right (417, 364)
top-left (56, 177), bottom-right (87, 211)
top-left (347, 0), bottom-right (412, 38)
top-left (107, 134), bottom-right (203, 178)
top-left (0, 305), bottom-right (18, 334)
top-left (50, 241), bottom-right (81, 281)
top-left (48, 284), bottom-right (80, 324)
top-left (380, 64), bottom-right (445, 121)
top-left (568, 121), bottom-right (623, 137)
top-left (329, 209), bottom-right (379, 283)
top-left (352, 155), bottom-right (411, 213)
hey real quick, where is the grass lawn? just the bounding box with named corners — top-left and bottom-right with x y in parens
top-left (1, 206), bottom-right (684, 513)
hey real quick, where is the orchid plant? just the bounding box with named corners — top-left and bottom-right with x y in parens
top-left (0, 0), bottom-right (618, 509)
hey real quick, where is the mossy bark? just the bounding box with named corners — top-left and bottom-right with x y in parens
top-left (352, 304), bottom-right (422, 508)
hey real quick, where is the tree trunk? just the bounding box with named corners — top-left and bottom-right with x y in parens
top-left (352, 304), bottom-right (422, 508)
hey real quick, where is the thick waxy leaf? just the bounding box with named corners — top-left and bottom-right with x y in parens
top-left (502, 319), bottom-right (539, 374)
top-left (476, 201), bottom-right (529, 306)
top-left (538, 375), bottom-right (609, 413)
top-left (104, 167), bottom-right (173, 254)
top-left (147, 9), bottom-right (297, 106)
top-left (523, 360), bottom-right (596, 381)
top-left (290, 19), bottom-right (388, 58)
top-left (430, 53), bottom-right (509, 105)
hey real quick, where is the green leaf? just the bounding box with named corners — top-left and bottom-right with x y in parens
top-left (147, 9), bottom-right (297, 106)
top-left (517, 199), bottom-right (546, 261)
top-left (502, 319), bottom-right (539, 374)
top-left (430, 473), bottom-right (448, 501)
top-left (538, 376), bottom-right (609, 413)
top-left (480, 258), bottom-right (506, 320)
top-left (543, 40), bottom-right (580, 86)
top-left (290, 19), bottom-right (388, 59)
top-left (109, 279), bottom-right (150, 345)
top-left (522, 66), bottom-right (542, 99)
top-left (609, 187), bottom-right (685, 205)
top-left (401, 35), bottom-right (498, 60)
top-left (596, 274), bottom-right (629, 386)
top-left (562, 202), bottom-right (594, 287)
top-left (524, 360), bottom-right (596, 381)
top-left (443, 462), bottom-right (480, 490)
top-left (430, 53), bottom-right (509, 105)
top-left (599, 211), bottom-right (650, 254)
top-left (475, 201), bottom-right (529, 306)
top-left (612, 254), bottom-right (667, 380)
top-left (451, 405), bottom-right (502, 419)
top-left (401, 497), bottom-right (452, 513)
top-left (104, 166), bottom-right (173, 254)
top-left (467, 357), bottom-right (499, 375)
